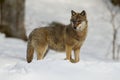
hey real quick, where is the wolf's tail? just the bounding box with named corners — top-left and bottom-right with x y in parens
top-left (26, 40), bottom-right (34, 63)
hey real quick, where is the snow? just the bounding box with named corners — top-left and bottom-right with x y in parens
top-left (0, 0), bottom-right (120, 80)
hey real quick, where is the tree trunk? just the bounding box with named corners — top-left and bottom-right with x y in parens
top-left (0, 0), bottom-right (27, 41)
top-left (111, 0), bottom-right (120, 6)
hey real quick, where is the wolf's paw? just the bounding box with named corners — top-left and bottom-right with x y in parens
top-left (64, 58), bottom-right (71, 62)
top-left (70, 59), bottom-right (75, 63)
top-left (70, 59), bottom-right (79, 63)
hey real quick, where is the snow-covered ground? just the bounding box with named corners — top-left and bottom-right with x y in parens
top-left (0, 0), bottom-right (120, 80)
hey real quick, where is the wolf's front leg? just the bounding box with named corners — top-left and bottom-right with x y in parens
top-left (73, 47), bottom-right (80, 63)
top-left (65, 45), bottom-right (72, 62)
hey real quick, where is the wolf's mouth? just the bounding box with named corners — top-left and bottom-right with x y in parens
top-left (73, 27), bottom-right (77, 29)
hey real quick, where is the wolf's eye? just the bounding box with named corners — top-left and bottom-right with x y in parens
top-left (73, 21), bottom-right (76, 23)
top-left (71, 20), bottom-right (76, 23)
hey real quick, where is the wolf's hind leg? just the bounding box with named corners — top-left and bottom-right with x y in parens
top-left (35, 44), bottom-right (48, 60)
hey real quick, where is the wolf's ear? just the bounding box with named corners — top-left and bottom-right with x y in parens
top-left (71, 10), bottom-right (76, 16)
top-left (80, 10), bottom-right (86, 16)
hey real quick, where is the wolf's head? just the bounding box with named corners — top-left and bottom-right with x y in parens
top-left (70, 10), bottom-right (87, 31)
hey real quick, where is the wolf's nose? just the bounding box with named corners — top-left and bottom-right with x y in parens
top-left (73, 27), bottom-right (76, 29)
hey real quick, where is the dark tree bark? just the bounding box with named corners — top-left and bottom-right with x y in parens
top-left (0, 0), bottom-right (27, 41)
top-left (111, 0), bottom-right (120, 6)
